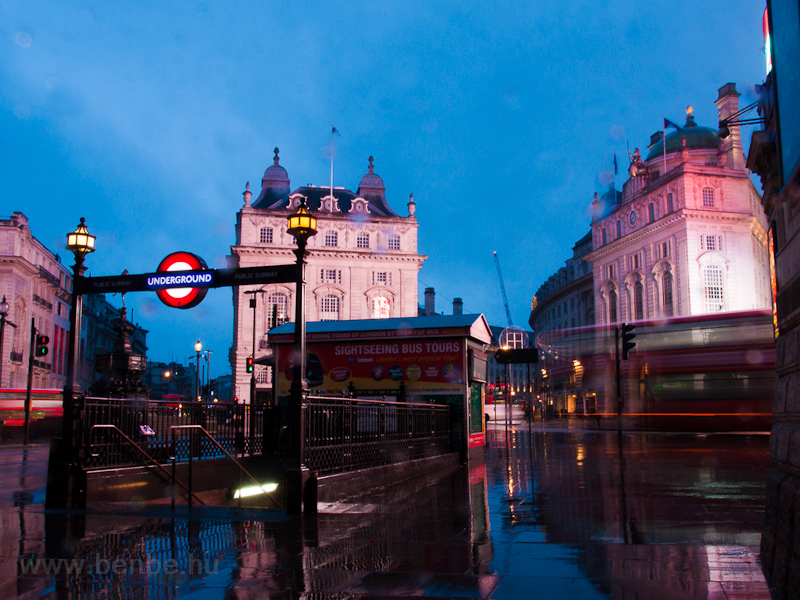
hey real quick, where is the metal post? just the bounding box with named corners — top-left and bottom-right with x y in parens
top-left (195, 349), bottom-right (201, 402)
top-left (287, 236), bottom-right (309, 514)
top-left (615, 326), bottom-right (622, 433)
top-left (24, 318), bottom-right (35, 445)
top-left (250, 295), bottom-right (257, 405)
top-left (0, 302), bottom-right (8, 387)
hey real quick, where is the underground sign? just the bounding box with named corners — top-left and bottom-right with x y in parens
top-left (152, 251), bottom-right (211, 309)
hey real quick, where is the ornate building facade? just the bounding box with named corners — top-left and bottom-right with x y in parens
top-left (0, 212), bottom-right (72, 390)
top-left (586, 84), bottom-right (771, 326)
top-left (229, 150), bottom-right (426, 404)
top-left (0, 211), bottom-right (148, 392)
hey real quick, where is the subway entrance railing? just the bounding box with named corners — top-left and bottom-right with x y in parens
top-left (80, 396), bottom-right (452, 477)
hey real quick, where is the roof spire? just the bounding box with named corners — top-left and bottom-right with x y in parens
top-left (273, 147), bottom-right (280, 165)
top-left (368, 156), bottom-right (374, 173)
top-left (684, 105), bottom-right (697, 128)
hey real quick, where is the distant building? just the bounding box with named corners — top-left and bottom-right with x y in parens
top-left (586, 85), bottom-right (771, 325)
top-left (528, 231), bottom-right (595, 416)
top-left (143, 361), bottom-right (196, 400)
top-left (229, 149), bottom-right (426, 404)
top-left (80, 294), bottom-right (148, 392)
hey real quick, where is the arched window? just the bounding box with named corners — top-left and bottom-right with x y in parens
top-left (616, 221), bottom-right (622, 238)
top-left (703, 265), bottom-right (724, 312)
top-left (372, 296), bottom-right (391, 319)
top-left (648, 204), bottom-right (655, 223)
top-left (267, 293), bottom-right (288, 329)
top-left (634, 280), bottom-right (644, 320)
top-left (608, 288), bottom-right (618, 323)
top-left (667, 193), bottom-right (674, 213)
top-left (321, 295), bottom-right (340, 321)
top-left (663, 267), bottom-right (674, 317)
top-left (602, 229), bottom-right (607, 245)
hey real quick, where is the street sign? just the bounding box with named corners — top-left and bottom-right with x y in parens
top-left (78, 264), bottom-right (295, 297)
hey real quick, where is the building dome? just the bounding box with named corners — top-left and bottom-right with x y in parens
top-left (646, 110), bottom-right (720, 161)
top-left (263, 147), bottom-right (289, 185)
top-left (358, 156), bottom-right (385, 190)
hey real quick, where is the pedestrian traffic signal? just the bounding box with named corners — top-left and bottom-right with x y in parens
top-left (246, 356), bottom-right (254, 373)
top-left (621, 323), bottom-right (636, 360)
top-left (35, 334), bottom-right (49, 357)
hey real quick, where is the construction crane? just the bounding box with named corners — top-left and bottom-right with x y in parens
top-left (493, 251), bottom-right (513, 326)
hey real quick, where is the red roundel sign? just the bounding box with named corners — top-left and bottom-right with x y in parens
top-left (155, 252), bottom-right (209, 309)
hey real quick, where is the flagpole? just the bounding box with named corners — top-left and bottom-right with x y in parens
top-left (330, 125), bottom-right (335, 213)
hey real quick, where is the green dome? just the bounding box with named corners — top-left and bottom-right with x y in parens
top-left (645, 114), bottom-right (721, 161)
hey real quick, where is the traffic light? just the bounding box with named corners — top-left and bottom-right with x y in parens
top-left (621, 323), bottom-right (636, 360)
top-left (246, 356), bottom-right (254, 373)
top-left (35, 334), bottom-right (49, 357)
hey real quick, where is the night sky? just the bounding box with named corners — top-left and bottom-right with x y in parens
top-left (1, 0), bottom-right (768, 376)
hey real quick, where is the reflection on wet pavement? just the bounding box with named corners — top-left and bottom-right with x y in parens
top-left (0, 426), bottom-right (773, 599)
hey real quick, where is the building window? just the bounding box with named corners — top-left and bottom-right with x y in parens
top-left (606, 264), bottom-right (615, 280)
top-left (648, 204), bottom-right (655, 223)
top-left (602, 229), bottom-right (607, 245)
top-left (372, 271), bottom-right (392, 286)
top-left (634, 281), bottom-right (644, 320)
top-left (631, 254), bottom-right (641, 270)
top-left (372, 296), bottom-right (391, 319)
top-left (321, 269), bottom-right (342, 284)
top-left (702, 188), bottom-right (715, 208)
top-left (388, 234), bottom-right (401, 250)
top-left (659, 241), bottom-right (670, 258)
top-left (663, 267), bottom-right (674, 317)
top-left (267, 293), bottom-right (288, 329)
top-left (704, 265), bottom-right (724, 313)
top-left (320, 295), bottom-right (340, 321)
top-left (616, 221), bottom-right (622, 238)
top-left (357, 232), bottom-right (370, 248)
top-left (667, 193), bottom-right (674, 213)
top-left (260, 227), bottom-right (273, 243)
top-left (325, 231), bottom-right (338, 247)
top-left (609, 288), bottom-right (618, 323)
top-left (700, 234), bottom-right (722, 252)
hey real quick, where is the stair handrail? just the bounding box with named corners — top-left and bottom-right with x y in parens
top-left (89, 424), bottom-right (205, 506)
top-left (168, 425), bottom-right (283, 509)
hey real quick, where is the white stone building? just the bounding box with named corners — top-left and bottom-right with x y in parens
top-left (0, 212), bottom-right (72, 390)
top-left (229, 150), bottom-right (426, 404)
top-left (586, 84), bottom-right (771, 325)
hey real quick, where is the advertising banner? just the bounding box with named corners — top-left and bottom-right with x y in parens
top-left (276, 338), bottom-right (465, 396)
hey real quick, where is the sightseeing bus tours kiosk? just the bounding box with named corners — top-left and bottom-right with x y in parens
top-left (268, 314), bottom-right (493, 464)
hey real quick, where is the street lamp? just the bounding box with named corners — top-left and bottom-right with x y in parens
top-left (58, 217), bottom-right (95, 509)
top-left (286, 200), bottom-right (317, 514)
top-left (163, 369), bottom-right (171, 395)
top-left (194, 340), bottom-right (202, 401)
top-left (0, 296), bottom-right (10, 387)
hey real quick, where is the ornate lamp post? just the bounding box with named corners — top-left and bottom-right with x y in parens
top-left (0, 296), bottom-right (10, 387)
top-left (194, 340), bottom-right (202, 401)
top-left (56, 217), bottom-right (95, 508)
top-left (286, 200), bottom-right (317, 514)
top-left (164, 369), bottom-right (171, 395)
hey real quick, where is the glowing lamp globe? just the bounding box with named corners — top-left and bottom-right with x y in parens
top-left (66, 218), bottom-right (96, 257)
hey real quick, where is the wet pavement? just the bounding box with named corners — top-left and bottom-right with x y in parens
top-left (0, 420), bottom-right (773, 599)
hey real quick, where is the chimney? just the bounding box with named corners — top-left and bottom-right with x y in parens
top-left (424, 287), bottom-right (435, 316)
top-left (715, 83), bottom-right (744, 170)
top-left (453, 298), bottom-right (463, 315)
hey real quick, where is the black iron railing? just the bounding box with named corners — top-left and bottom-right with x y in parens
top-left (81, 396), bottom-right (452, 476)
top-left (82, 398), bottom-right (263, 469)
top-left (303, 397), bottom-right (451, 475)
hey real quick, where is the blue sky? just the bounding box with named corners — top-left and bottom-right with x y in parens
top-left (1, 0), bottom-right (768, 377)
